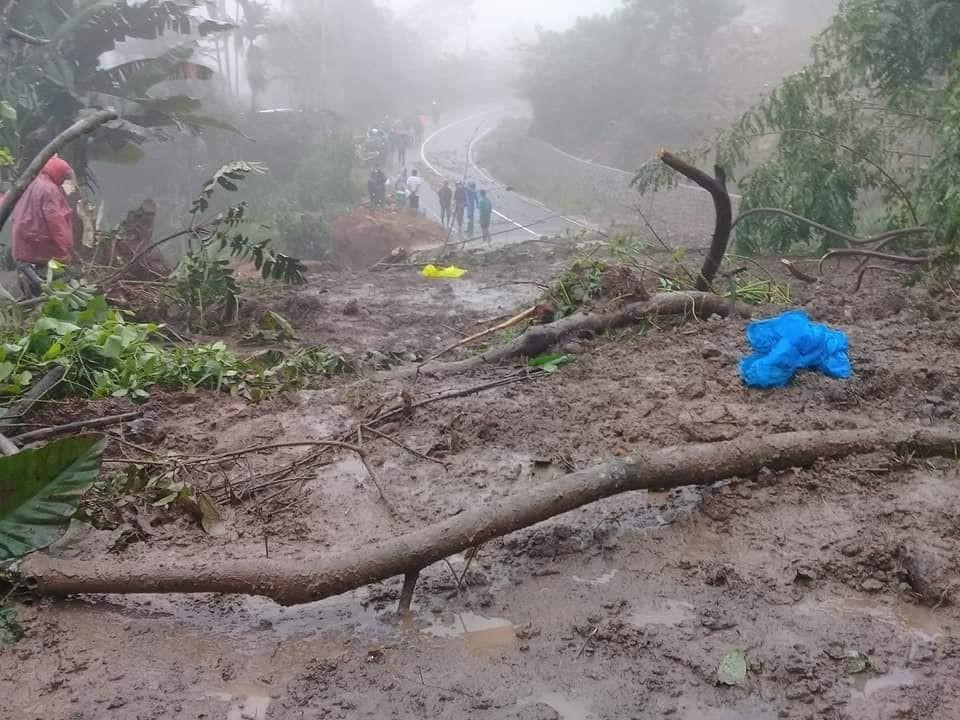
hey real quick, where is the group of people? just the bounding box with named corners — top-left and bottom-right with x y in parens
top-left (437, 179), bottom-right (493, 243)
top-left (367, 166), bottom-right (424, 211)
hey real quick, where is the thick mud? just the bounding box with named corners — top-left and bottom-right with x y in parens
top-left (3, 242), bottom-right (960, 720)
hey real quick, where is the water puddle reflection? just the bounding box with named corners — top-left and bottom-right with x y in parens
top-left (852, 668), bottom-right (917, 698)
top-left (629, 599), bottom-right (696, 627)
top-left (423, 612), bottom-right (516, 651)
top-left (208, 684), bottom-right (272, 720)
top-left (801, 596), bottom-right (944, 641)
top-left (520, 692), bottom-right (598, 720)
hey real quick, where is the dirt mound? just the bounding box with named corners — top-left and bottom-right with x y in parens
top-left (328, 207), bottom-right (447, 268)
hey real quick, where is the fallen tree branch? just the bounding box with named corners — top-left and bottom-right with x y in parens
top-left (10, 410), bottom-right (141, 445)
top-left (22, 425), bottom-right (960, 606)
top-left (0, 366), bottom-right (66, 432)
top-left (0, 110), bottom-right (118, 234)
top-left (426, 305), bottom-right (539, 362)
top-left (657, 150), bottom-right (732, 291)
top-left (818, 248), bottom-right (936, 276)
top-left (395, 291), bottom-right (749, 380)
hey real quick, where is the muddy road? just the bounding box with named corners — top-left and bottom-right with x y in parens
top-left (3, 237), bottom-right (960, 720)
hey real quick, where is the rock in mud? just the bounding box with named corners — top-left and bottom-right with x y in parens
top-left (860, 578), bottom-right (884, 593)
top-left (900, 541), bottom-right (960, 605)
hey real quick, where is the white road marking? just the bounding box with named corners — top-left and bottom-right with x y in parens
top-left (421, 108), bottom-right (557, 238)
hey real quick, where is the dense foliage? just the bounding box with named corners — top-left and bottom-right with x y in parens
top-left (0, 0), bottom-right (235, 182)
top-left (633, 0), bottom-right (960, 258)
top-left (0, 287), bottom-right (348, 403)
top-left (518, 0), bottom-right (741, 162)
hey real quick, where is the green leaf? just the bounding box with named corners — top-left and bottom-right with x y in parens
top-left (846, 651), bottom-right (870, 674)
top-left (35, 317), bottom-right (81, 336)
top-left (0, 102), bottom-right (16, 122)
top-left (717, 649), bottom-right (748, 686)
top-left (0, 362), bottom-right (13, 383)
top-left (0, 606), bottom-right (23, 647)
top-left (197, 492), bottom-right (224, 536)
top-left (0, 436), bottom-right (106, 561)
top-left (528, 353), bottom-right (574, 374)
top-left (101, 335), bottom-right (125, 359)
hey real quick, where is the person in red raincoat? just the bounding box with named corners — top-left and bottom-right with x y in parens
top-left (10, 156), bottom-right (74, 296)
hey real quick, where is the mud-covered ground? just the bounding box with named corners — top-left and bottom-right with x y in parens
top-left (3, 240), bottom-right (960, 720)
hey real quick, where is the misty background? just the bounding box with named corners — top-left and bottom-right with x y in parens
top-left (37, 0), bottom-right (838, 255)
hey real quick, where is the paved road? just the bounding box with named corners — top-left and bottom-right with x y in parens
top-left (414, 104), bottom-right (594, 247)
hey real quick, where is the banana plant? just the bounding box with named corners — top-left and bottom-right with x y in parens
top-left (0, 0), bottom-right (236, 181)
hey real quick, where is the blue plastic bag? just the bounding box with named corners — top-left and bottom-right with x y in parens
top-left (739, 310), bottom-right (852, 389)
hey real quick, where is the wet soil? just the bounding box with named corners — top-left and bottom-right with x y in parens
top-left (3, 242), bottom-right (960, 720)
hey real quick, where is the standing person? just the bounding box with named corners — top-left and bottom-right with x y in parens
top-left (453, 180), bottom-right (466, 234)
top-left (465, 180), bottom-right (478, 238)
top-left (477, 189), bottom-right (493, 243)
top-left (406, 169), bottom-right (423, 212)
top-left (437, 180), bottom-right (453, 227)
top-left (372, 166), bottom-right (387, 207)
top-left (396, 129), bottom-right (409, 166)
top-left (367, 169), bottom-right (379, 208)
top-left (11, 156), bottom-right (75, 297)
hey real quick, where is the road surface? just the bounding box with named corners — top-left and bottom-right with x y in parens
top-left (414, 104), bottom-right (594, 246)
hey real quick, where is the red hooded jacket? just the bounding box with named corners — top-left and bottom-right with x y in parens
top-left (11, 156), bottom-right (74, 264)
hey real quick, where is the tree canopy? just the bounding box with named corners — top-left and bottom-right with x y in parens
top-left (642, 0), bottom-right (960, 258)
top-left (518, 0), bottom-right (742, 160)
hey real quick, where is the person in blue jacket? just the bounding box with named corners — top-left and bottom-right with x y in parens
top-left (465, 180), bottom-right (478, 238)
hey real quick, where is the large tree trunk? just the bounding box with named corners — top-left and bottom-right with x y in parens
top-left (399, 291), bottom-right (748, 380)
top-left (21, 426), bottom-right (960, 606)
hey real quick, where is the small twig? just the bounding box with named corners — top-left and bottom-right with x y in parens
top-left (369, 372), bottom-right (540, 429)
top-left (395, 671), bottom-right (477, 699)
top-left (426, 306), bottom-right (539, 362)
top-left (174, 440), bottom-right (366, 466)
top-left (458, 546), bottom-right (481, 589)
top-left (576, 626), bottom-right (600, 659)
top-left (853, 265), bottom-right (910, 293)
top-left (819, 248), bottom-right (935, 276)
top-left (362, 424), bottom-right (449, 467)
top-left (11, 410), bottom-right (142, 444)
top-left (781, 259), bottom-right (818, 284)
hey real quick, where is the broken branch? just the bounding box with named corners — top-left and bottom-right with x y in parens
top-left (21, 426), bottom-right (960, 606)
top-left (426, 305), bottom-right (539, 362)
top-left (10, 410), bottom-right (142, 445)
top-left (657, 150), bottom-right (732, 291)
top-left (396, 291), bottom-right (748, 380)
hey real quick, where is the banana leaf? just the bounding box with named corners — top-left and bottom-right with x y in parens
top-left (0, 435), bottom-right (106, 562)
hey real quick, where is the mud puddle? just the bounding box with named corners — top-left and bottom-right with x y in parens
top-left (852, 667), bottom-right (918, 698)
top-left (208, 684), bottom-right (272, 720)
top-left (520, 691), bottom-right (598, 720)
top-left (799, 595), bottom-right (946, 641)
top-left (629, 598), bottom-right (696, 627)
top-left (422, 612), bottom-right (517, 651)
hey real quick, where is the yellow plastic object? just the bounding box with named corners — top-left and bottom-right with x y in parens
top-left (421, 264), bottom-right (467, 279)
